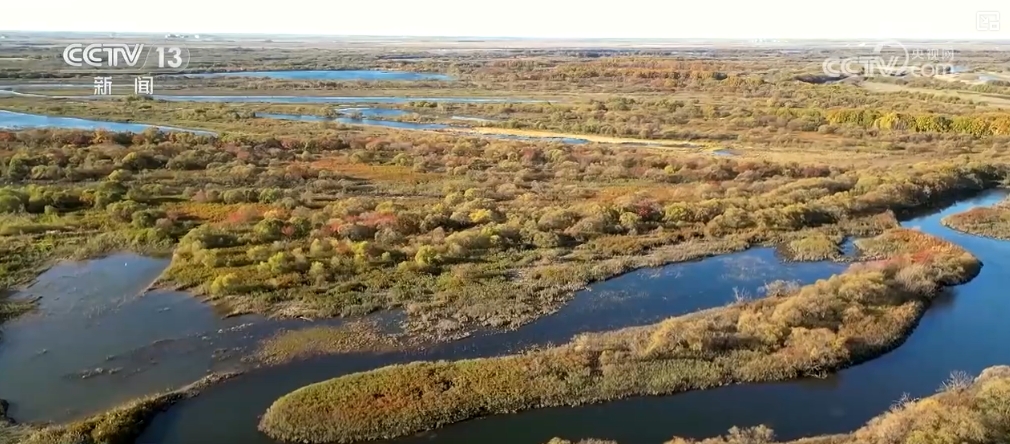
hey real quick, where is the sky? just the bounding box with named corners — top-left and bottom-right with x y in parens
top-left (2, 0), bottom-right (1010, 39)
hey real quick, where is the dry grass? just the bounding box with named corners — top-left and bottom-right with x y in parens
top-left (860, 81), bottom-right (1010, 108)
top-left (942, 197), bottom-right (1010, 240)
top-left (253, 321), bottom-right (404, 366)
top-left (258, 228), bottom-right (981, 443)
top-left (0, 297), bottom-right (33, 326)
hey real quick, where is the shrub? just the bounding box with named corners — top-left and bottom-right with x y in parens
top-left (414, 245), bottom-right (441, 267)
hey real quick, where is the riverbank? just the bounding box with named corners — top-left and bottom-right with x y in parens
top-left (546, 365), bottom-right (1010, 444)
top-left (10, 372), bottom-right (238, 444)
top-left (0, 296), bottom-right (32, 326)
top-left (258, 228), bottom-right (981, 443)
top-left (942, 195), bottom-right (1010, 240)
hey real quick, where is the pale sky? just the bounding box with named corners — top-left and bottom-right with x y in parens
top-left (2, 0), bottom-right (1009, 39)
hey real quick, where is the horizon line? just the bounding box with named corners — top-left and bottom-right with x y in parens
top-left (1, 30), bottom-right (1010, 42)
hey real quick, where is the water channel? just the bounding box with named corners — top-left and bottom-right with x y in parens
top-left (139, 189), bottom-right (1010, 444)
top-left (0, 110), bottom-right (215, 135)
top-left (3, 191), bottom-right (1006, 444)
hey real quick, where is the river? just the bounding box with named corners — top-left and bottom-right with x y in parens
top-left (141, 189), bottom-right (1010, 444)
top-left (5, 191), bottom-right (1007, 444)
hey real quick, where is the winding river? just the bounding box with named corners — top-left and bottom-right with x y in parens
top-left (138, 189), bottom-right (1010, 444)
top-left (3, 191), bottom-right (1006, 443)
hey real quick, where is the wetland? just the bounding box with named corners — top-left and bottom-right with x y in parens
top-left (3, 39), bottom-right (1010, 444)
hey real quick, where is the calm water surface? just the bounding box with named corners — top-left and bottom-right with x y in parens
top-left (0, 254), bottom-right (315, 423)
top-left (0, 110), bottom-right (214, 135)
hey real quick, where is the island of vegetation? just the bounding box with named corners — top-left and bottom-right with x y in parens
top-left (942, 195), bottom-right (1010, 240)
top-left (258, 228), bottom-right (982, 443)
top-left (546, 365), bottom-right (1010, 444)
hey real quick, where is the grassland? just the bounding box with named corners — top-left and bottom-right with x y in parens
top-left (258, 228), bottom-right (981, 443)
top-left (546, 366), bottom-right (1010, 444)
top-left (942, 196), bottom-right (1010, 240)
top-left (253, 321), bottom-right (404, 366)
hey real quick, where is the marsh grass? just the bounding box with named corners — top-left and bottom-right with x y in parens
top-left (783, 231), bottom-right (844, 262)
top-left (258, 228), bottom-right (981, 443)
top-left (253, 321), bottom-right (404, 366)
top-left (941, 195), bottom-right (1010, 240)
top-left (0, 296), bottom-right (32, 324)
top-left (548, 366), bottom-right (1010, 444)
top-left (11, 372), bottom-right (238, 444)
